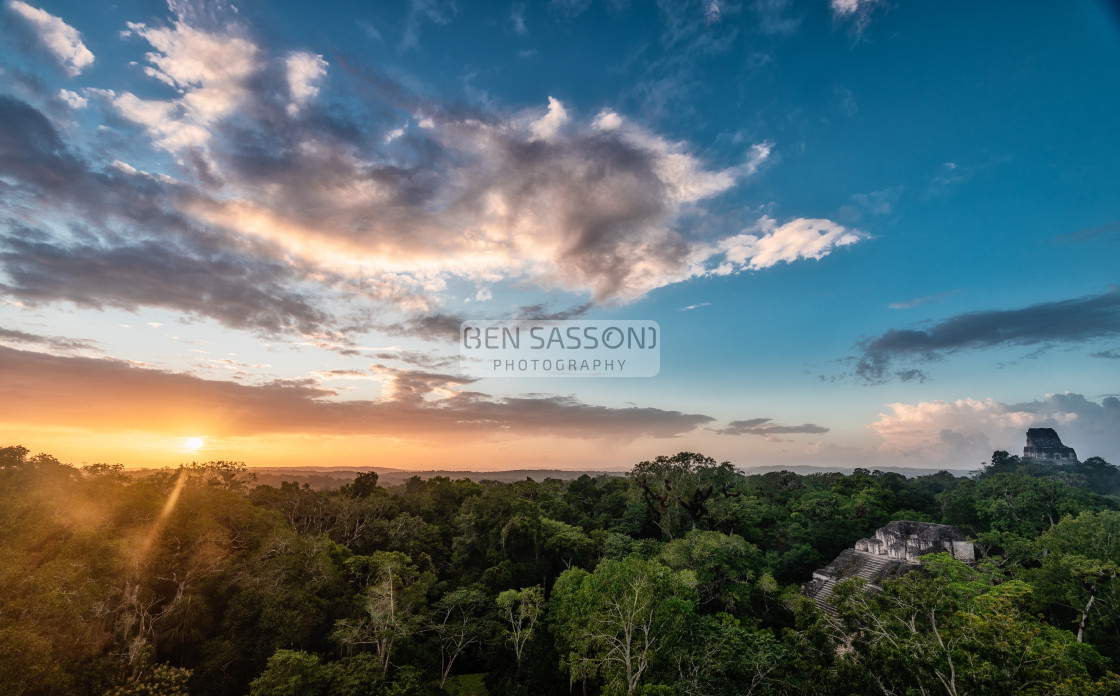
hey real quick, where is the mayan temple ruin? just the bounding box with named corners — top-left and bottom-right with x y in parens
top-left (1023, 427), bottom-right (1079, 464)
top-left (804, 520), bottom-right (975, 614)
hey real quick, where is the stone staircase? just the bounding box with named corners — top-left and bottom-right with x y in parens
top-left (850, 552), bottom-right (894, 588)
top-left (811, 577), bottom-right (838, 614)
top-left (810, 551), bottom-right (898, 613)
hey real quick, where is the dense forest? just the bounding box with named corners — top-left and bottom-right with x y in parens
top-left (2, 445), bottom-right (1120, 696)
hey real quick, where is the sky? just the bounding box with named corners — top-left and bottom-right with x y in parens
top-left (0, 0), bottom-right (1118, 471)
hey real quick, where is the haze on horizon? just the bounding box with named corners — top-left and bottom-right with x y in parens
top-left (0, 0), bottom-right (1118, 471)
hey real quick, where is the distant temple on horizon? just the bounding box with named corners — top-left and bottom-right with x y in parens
top-left (1023, 427), bottom-right (1079, 465)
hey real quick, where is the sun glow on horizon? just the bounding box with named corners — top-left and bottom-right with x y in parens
top-left (183, 437), bottom-right (205, 452)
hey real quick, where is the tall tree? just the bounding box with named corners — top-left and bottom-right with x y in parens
top-left (496, 585), bottom-right (544, 664)
top-left (551, 556), bottom-right (695, 694)
top-left (629, 452), bottom-right (741, 540)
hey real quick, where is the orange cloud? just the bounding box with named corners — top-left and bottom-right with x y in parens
top-left (0, 345), bottom-right (712, 441)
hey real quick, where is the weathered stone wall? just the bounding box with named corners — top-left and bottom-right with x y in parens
top-left (854, 520), bottom-right (973, 563)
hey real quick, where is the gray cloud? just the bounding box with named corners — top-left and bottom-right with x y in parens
top-left (0, 345), bottom-right (713, 439)
top-left (383, 313), bottom-right (465, 343)
top-left (888, 290), bottom-right (955, 310)
top-left (373, 350), bottom-right (459, 370)
top-left (0, 232), bottom-right (333, 336)
top-left (0, 95), bottom-right (349, 338)
top-left (515, 302), bottom-right (594, 321)
top-left (856, 289), bottom-right (1120, 383)
top-left (715, 417), bottom-right (829, 437)
top-left (0, 327), bottom-right (98, 352)
top-left (1053, 220), bottom-right (1120, 245)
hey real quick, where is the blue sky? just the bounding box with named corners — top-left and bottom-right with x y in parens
top-left (0, 0), bottom-right (1118, 470)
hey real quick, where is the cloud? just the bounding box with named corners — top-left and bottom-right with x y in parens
top-left (751, 0), bottom-right (801, 35)
top-left (116, 13), bottom-right (260, 151)
top-left (509, 3), bottom-right (528, 36)
top-left (715, 417), bottom-right (829, 440)
top-left (58, 88), bottom-right (87, 109)
top-left (0, 233), bottom-right (335, 336)
top-left (856, 289), bottom-right (1120, 383)
top-left (830, 0), bottom-right (884, 33)
top-left (0, 327), bottom-right (98, 352)
top-left (871, 392), bottom-right (1120, 465)
top-left (515, 302), bottom-right (593, 321)
top-left (7, 1), bottom-right (94, 76)
top-left (401, 0), bottom-right (457, 51)
top-left (186, 88), bottom-right (777, 303)
top-left (530, 96), bottom-right (569, 141)
top-left (549, 0), bottom-right (592, 19)
top-left (1053, 220), bottom-right (1120, 245)
top-left (704, 216), bottom-right (867, 275)
top-left (0, 4), bottom-right (864, 343)
top-left (383, 313), bottom-right (466, 343)
top-left (680, 302), bottom-right (711, 311)
top-left (285, 51), bottom-right (328, 115)
top-left (373, 350), bottom-right (459, 370)
top-left (888, 290), bottom-right (955, 310)
top-left (0, 345), bottom-right (714, 440)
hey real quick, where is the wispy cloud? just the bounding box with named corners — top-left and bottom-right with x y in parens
top-left (1053, 220), bottom-right (1120, 245)
top-left (509, 3), bottom-right (528, 35)
top-left (680, 302), bottom-right (711, 311)
top-left (888, 290), bottom-right (955, 310)
top-left (715, 417), bottom-right (829, 440)
top-left (0, 327), bottom-right (99, 353)
top-left (750, 0), bottom-right (801, 35)
top-left (704, 215), bottom-right (867, 275)
top-left (7, 0), bottom-right (94, 76)
top-left (829, 0), bottom-right (884, 34)
top-left (856, 289), bottom-right (1120, 383)
top-left (401, 0), bottom-right (457, 51)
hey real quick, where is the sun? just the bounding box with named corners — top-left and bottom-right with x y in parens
top-left (184, 437), bottom-right (205, 451)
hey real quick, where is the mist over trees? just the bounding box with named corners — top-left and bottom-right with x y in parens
top-left (2, 444), bottom-right (1120, 695)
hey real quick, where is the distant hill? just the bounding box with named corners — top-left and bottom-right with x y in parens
top-left (243, 464), bottom-right (973, 490)
top-left (248, 467), bottom-right (627, 489)
top-left (126, 464), bottom-right (972, 491)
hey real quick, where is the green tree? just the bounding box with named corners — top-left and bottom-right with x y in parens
top-left (248, 650), bottom-right (327, 696)
top-left (106, 663), bottom-right (193, 696)
top-left (833, 553), bottom-right (1119, 696)
top-left (496, 585), bottom-right (545, 664)
top-left (428, 585), bottom-right (492, 687)
top-left (629, 452), bottom-right (742, 540)
top-left (1029, 511), bottom-right (1120, 645)
top-left (658, 530), bottom-right (762, 614)
top-left (551, 556), bottom-right (696, 694)
top-left (332, 551), bottom-right (433, 677)
top-left (672, 614), bottom-right (785, 696)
